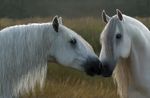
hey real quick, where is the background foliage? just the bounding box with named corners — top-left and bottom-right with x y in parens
top-left (0, 0), bottom-right (150, 18)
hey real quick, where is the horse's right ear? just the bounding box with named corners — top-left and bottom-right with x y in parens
top-left (52, 16), bottom-right (59, 32)
top-left (102, 10), bottom-right (110, 23)
top-left (116, 9), bottom-right (123, 21)
top-left (58, 17), bottom-right (63, 25)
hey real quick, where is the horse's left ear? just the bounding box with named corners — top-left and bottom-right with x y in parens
top-left (102, 10), bottom-right (110, 23)
top-left (52, 16), bottom-right (59, 32)
top-left (116, 9), bottom-right (123, 21)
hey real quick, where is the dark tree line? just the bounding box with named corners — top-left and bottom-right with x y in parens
top-left (0, 0), bottom-right (149, 18)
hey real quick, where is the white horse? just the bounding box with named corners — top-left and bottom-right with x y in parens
top-left (0, 16), bottom-right (101, 98)
top-left (99, 9), bottom-right (150, 98)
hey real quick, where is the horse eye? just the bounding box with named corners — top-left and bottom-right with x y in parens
top-left (69, 38), bottom-right (77, 45)
top-left (116, 33), bottom-right (122, 39)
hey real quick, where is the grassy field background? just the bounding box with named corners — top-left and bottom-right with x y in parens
top-left (0, 17), bottom-right (150, 98)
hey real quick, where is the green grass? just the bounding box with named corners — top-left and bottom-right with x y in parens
top-left (0, 17), bottom-right (150, 98)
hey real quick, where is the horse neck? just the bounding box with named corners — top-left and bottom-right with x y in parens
top-left (18, 23), bottom-right (56, 61)
top-left (126, 32), bottom-right (150, 98)
top-left (113, 46), bottom-right (148, 98)
top-left (40, 24), bottom-right (59, 62)
top-left (129, 28), bottom-right (150, 90)
top-left (128, 18), bottom-right (150, 83)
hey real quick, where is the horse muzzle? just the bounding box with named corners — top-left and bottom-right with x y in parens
top-left (100, 61), bottom-right (114, 77)
top-left (84, 57), bottom-right (102, 76)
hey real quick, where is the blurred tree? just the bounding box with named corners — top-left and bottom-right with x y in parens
top-left (0, 0), bottom-right (149, 18)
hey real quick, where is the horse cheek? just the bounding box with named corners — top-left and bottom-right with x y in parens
top-left (120, 38), bottom-right (131, 58)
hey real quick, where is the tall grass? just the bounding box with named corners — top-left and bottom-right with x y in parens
top-left (0, 17), bottom-right (150, 98)
top-left (22, 64), bottom-right (119, 98)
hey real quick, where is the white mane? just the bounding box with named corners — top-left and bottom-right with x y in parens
top-left (0, 23), bottom-right (52, 96)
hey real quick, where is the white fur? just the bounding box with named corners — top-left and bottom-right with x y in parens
top-left (0, 18), bottom-right (96, 98)
top-left (100, 14), bottom-right (150, 98)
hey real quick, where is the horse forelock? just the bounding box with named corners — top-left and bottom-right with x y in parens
top-left (101, 18), bottom-right (121, 57)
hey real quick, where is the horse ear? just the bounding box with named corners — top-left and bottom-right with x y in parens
top-left (58, 17), bottom-right (63, 25)
top-left (116, 9), bottom-right (123, 21)
top-left (102, 10), bottom-right (110, 23)
top-left (52, 15), bottom-right (59, 32)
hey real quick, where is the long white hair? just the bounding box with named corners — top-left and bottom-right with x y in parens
top-left (0, 16), bottom-right (101, 98)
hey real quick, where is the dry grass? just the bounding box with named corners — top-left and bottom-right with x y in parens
top-left (0, 17), bottom-right (150, 98)
top-left (22, 64), bottom-right (119, 98)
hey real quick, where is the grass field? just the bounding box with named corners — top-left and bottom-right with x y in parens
top-left (0, 17), bottom-right (150, 98)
